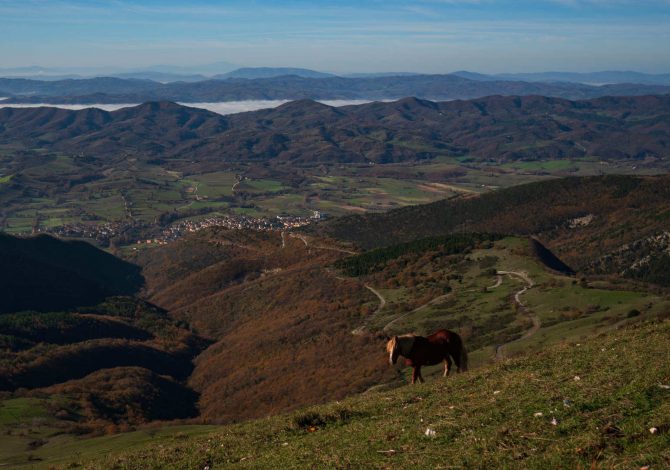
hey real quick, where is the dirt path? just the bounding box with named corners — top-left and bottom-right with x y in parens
top-left (289, 233), bottom-right (358, 255)
top-left (487, 275), bottom-right (503, 290)
top-left (178, 183), bottom-right (199, 209)
top-left (289, 233), bottom-right (309, 247)
top-left (314, 245), bottom-right (358, 255)
top-left (495, 270), bottom-right (540, 360)
top-left (382, 292), bottom-right (452, 334)
top-left (121, 193), bottom-right (135, 220)
top-left (366, 286), bottom-right (386, 311)
top-left (351, 286), bottom-right (387, 335)
top-left (280, 231), bottom-right (286, 249)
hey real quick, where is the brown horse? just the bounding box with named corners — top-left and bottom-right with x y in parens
top-left (386, 329), bottom-right (468, 384)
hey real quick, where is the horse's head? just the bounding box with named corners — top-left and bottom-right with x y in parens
top-left (386, 334), bottom-right (416, 365)
top-left (386, 336), bottom-right (400, 365)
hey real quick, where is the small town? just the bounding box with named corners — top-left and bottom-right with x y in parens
top-left (36, 212), bottom-right (323, 247)
top-left (152, 213), bottom-right (319, 244)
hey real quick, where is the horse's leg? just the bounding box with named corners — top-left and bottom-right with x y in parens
top-left (411, 367), bottom-right (419, 384)
top-left (444, 356), bottom-right (452, 377)
top-left (418, 367), bottom-right (424, 383)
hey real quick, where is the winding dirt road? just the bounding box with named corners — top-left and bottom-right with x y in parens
top-left (487, 275), bottom-right (503, 290)
top-left (494, 270), bottom-right (540, 360)
top-left (289, 233), bottom-right (309, 247)
top-left (382, 292), bottom-right (452, 334)
top-left (178, 183), bottom-right (199, 209)
top-left (351, 286), bottom-right (387, 335)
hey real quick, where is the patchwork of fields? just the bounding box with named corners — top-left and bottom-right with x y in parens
top-left (2, 151), bottom-right (663, 239)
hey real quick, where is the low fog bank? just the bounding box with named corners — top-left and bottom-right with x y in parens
top-left (0, 99), bottom-right (380, 115)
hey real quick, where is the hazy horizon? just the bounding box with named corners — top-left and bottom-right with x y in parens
top-left (2, 0), bottom-right (669, 75)
top-left (2, 64), bottom-right (670, 79)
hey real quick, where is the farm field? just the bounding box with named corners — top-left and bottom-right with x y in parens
top-left (3, 150), bottom-right (665, 239)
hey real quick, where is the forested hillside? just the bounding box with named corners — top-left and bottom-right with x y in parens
top-left (316, 175), bottom-right (670, 277)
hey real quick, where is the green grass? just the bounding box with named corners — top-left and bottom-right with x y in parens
top-left (241, 179), bottom-right (287, 193)
top-left (501, 159), bottom-right (577, 171)
top-left (0, 397), bottom-right (61, 467)
top-left (42, 318), bottom-right (670, 469)
top-left (307, 175), bottom-right (460, 214)
top-left (188, 171), bottom-right (238, 198)
top-left (0, 174), bottom-right (13, 184)
top-left (0, 398), bottom-right (50, 425)
top-left (1, 424), bottom-right (218, 469)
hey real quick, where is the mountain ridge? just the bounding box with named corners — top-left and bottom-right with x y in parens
top-left (214, 67), bottom-right (335, 80)
top-left (1, 73), bottom-right (669, 104)
top-left (1, 95), bottom-right (668, 165)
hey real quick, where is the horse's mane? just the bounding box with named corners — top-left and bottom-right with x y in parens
top-left (386, 337), bottom-right (397, 355)
top-left (387, 333), bottom-right (414, 348)
top-left (386, 334), bottom-right (416, 357)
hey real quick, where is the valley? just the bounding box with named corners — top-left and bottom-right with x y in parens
top-left (3, 210), bottom-right (669, 467)
top-left (3, 0), bottom-right (670, 467)
top-left (1, 90), bottom-right (669, 470)
top-left (2, 95), bottom-right (668, 246)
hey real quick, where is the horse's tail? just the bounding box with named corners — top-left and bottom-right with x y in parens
top-left (457, 335), bottom-right (469, 372)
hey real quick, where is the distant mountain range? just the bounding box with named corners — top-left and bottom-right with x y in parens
top-left (1, 72), bottom-right (669, 104)
top-left (3, 65), bottom-right (670, 85)
top-left (1, 95), bottom-right (668, 165)
top-left (452, 70), bottom-right (670, 86)
top-left (213, 67), bottom-right (336, 80)
top-left (0, 61), bottom-right (238, 81)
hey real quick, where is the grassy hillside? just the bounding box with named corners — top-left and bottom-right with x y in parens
top-left (332, 235), bottom-right (670, 366)
top-left (24, 317), bottom-right (670, 469)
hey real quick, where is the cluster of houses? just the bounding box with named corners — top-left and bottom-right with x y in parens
top-left (37, 221), bottom-right (126, 244)
top-left (158, 215), bottom-right (282, 242)
top-left (135, 212), bottom-right (325, 246)
top-left (36, 211), bottom-right (326, 248)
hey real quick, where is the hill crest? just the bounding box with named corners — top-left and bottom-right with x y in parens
top-left (1, 95), bottom-right (669, 164)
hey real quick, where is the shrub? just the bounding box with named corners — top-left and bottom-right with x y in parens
top-left (627, 309), bottom-right (641, 318)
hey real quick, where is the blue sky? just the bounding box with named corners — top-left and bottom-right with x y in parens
top-left (1, 0), bottom-right (669, 73)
